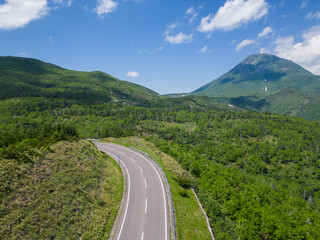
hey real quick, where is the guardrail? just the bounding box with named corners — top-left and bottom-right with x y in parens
top-left (130, 146), bottom-right (177, 240)
top-left (191, 188), bottom-right (215, 240)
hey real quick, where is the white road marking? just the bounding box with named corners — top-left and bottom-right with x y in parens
top-left (129, 150), bottom-right (168, 240)
top-left (130, 157), bottom-right (136, 162)
top-left (119, 151), bottom-right (127, 156)
top-left (145, 198), bottom-right (148, 214)
top-left (101, 144), bottom-right (168, 240)
top-left (102, 150), bottom-right (131, 240)
top-left (117, 162), bottom-right (131, 240)
top-left (144, 179), bottom-right (147, 189)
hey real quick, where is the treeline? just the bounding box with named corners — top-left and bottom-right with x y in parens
top-left (0, 123), bottom-right (79, 162)
top-left (1, 96), bottom-right (320, 239)
top-left (146, 114), bottom-right (320, 239)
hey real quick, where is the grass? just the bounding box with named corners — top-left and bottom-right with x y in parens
top-left (102, 137), bottom-right (212, 240)
top-left (0, 140), bottom-right (123, 240)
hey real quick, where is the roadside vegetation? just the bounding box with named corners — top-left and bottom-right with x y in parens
top-left (103, 137), bottom-right (212, 240)
top-left (0, 127), bottom-right (123, 239)
top-left (2, 96), bottom-right (320, 239)
top-left (1, 57), bottom-right (320, 239)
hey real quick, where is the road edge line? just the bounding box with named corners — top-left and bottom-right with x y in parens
top-left (93, 142), bottom-right (129, 240)
top-left (129, 146), bottom-right (176, 240)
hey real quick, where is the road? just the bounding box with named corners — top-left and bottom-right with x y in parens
top-left (95, 142), bottom-right (169, 240)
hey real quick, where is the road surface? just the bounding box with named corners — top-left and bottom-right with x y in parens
top-left (95, 142), bottom-right (169, 240)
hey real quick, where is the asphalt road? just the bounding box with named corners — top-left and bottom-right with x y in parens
top-left (95, 142), bottom-right (169, 240)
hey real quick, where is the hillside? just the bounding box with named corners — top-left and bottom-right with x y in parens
top-left (192, 53), bottom-right (320, 120)
top-left (0, 56), bottom-right (235, 111)
top-left (0, 56), bottom-right (159, 106)
top-left (0, 137), bottom-right (123, 239)
top-left (193, 53), bottom-right (320, 97)
top-left (1, 55), bottom-right (320, 239)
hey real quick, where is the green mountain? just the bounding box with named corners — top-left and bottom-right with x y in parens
top-left (2, 55), bottom-right (320, 240)
top-left (192, 53), bottom-right (320, 120)
top-left (0, 56), bottom-right (159, 106)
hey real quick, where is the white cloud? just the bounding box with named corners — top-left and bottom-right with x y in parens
top-left (185, 6), bottom-right (198, 23)
top-left (53, 0), bottom-right (73, 6)
top-left (198, 0), bottom-right (269, 32)
top-left (19, 52), bottom-right (28, 56)
top-left (258, 26), bottom-right (273, 38)
top-left (306, 12), bottom-right (320, 20)
top-left (236, 39), bottom-right (255, 51)
top-left (164, 22), bottom-right (178, 36)
top-left (149, 47), bottom-right (163, 55)
top-left (274, 25), bottom-right (320, 74)
top-left (200, 45), bottom-right (208, 53)
top-left (0, 0), bottom-right (48, 30)
top-left (95, 0), bottom-right (118, 17)
top-left (163, 22), bottom-right (193, 45)
top-left (189, 13), bottom-right (198, 23)
top-left (164, 32), bottom-right (193, 44)
top-left (300, 1), bottom-right (307, 9)
top-left (185, 7), bottom-right (194, 15)
top-left (259, 47), bottom-right (270, 53)
top-left (126, 71), bottom-right (139, 77)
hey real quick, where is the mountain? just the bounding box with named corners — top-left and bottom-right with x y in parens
top-left (192, 53), bottom-right (320, 120)
top-left (0, 56), bottom-right (159, 106)
top-left (193, 53), bottom-right (320, 97)
top-left (0, 56), bottom-right (236, 112)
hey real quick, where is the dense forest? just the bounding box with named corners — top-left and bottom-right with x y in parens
top-left (1, 56), bottom-right (320, 239)
top-left (1, 95), bottom-right (320, 239)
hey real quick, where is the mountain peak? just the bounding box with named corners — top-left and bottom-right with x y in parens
top-left (242, 53), bottom-right (281, 65)
top-left (193, 53), bottom-right (317, 97)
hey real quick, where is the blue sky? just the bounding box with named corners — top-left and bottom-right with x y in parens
top-left (1, 0), bottom-right (320, 94)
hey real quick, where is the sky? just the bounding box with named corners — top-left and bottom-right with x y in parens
top-left (1, 0), bottom-right (320, 94)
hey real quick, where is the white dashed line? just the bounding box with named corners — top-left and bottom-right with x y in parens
top-left (145, 198), bottom-right (148, 214)
top-left (141, 232), bottom-right (144, 240)
top-left (130, 157), bottom-right (136, 162)
top-left (119, 151), bottom-right (127, 156)
top-left (131, 151), bottom-right (168, 240)
top-left (144, 179), bottom-right (147, 189)
top-left (139, 166), bottom-right (143, 173)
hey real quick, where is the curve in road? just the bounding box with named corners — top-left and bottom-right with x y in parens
top-left (95, 142), bottom-right (169, 240)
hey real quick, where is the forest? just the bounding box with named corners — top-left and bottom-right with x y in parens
top-left (1, 94), bottom-right (320, 239)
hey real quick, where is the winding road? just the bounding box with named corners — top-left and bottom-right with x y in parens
top-left (95, 142), bottom-right (170, 240)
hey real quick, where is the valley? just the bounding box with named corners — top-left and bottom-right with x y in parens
top-left (1, 56), bottom-right (320, 239)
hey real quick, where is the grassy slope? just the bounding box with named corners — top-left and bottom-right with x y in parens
top-left (0, 56), bottom-right (159, 106)
top-left (101, 137), bottom-right (212, 240)
top-left (191, 53), bottom-right (320, 120)
top-left (227, 87), bottom-right (320, 120)
top-left (193, 53), bottom-right (320, 98)
top-left (0, 140), bottom-right (123, 240)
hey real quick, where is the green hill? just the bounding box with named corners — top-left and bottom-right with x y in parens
top-left (192, 53), bottom-right (320, 120)
top-left (2, 55), bottom-right (320, 240)
top-left (0, 56), bottom-right (159, 106)
top-left (193, 53), bottom-right (320, 97)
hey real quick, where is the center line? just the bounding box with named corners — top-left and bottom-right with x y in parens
top-left (119, 151), bottom-right (127, 156)
top-left (130, 157), bottom-right (136, 162)
top-left (144, 179), bottom-right (147, 189)
top-left (139, 166), bottom-right (143, 173)
top-left (145, 198), bottom-right (148, 214)
top-left (141, 232), bottom-right (144, 240)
